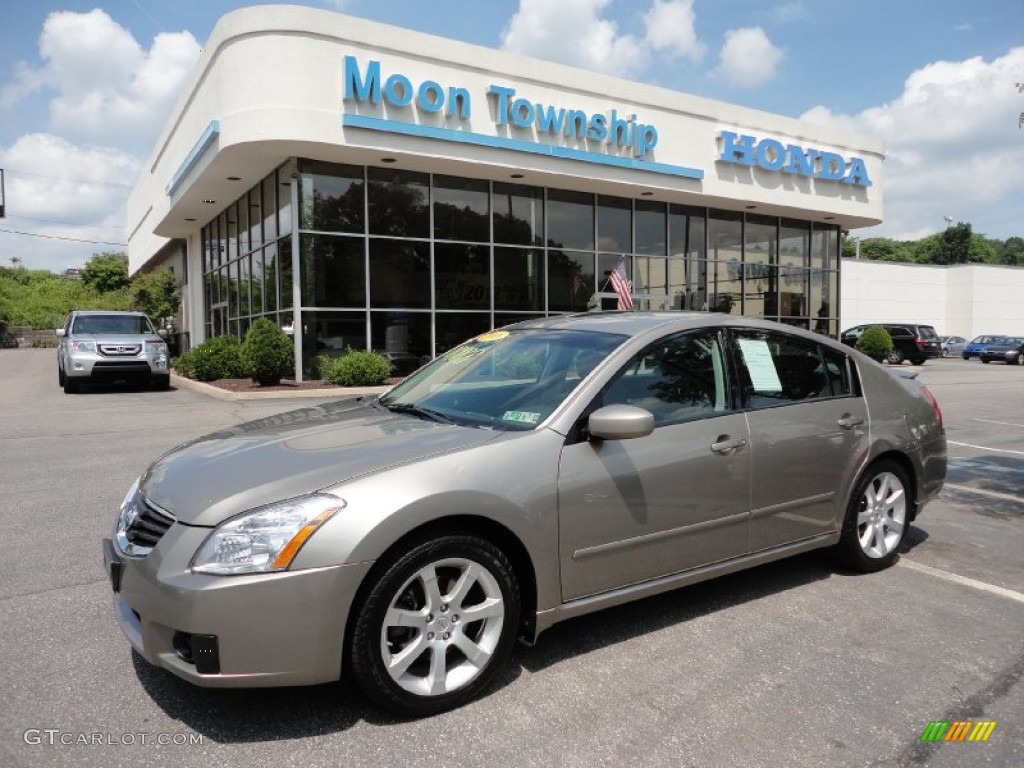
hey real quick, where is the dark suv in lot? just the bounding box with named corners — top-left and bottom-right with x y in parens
top-left (840, 323), bottom-right (942, 365)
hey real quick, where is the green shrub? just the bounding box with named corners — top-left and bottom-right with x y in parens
top-left (171, 351), bottom-right (194, 379)
top-left (321, 349), bottom-right (391, 386)
top-left (242, 318), bottom-right (294, 385)
top-left (182, 335), bottom-right (249, 381)
top-left (854, 325), bottom-right (893, 361)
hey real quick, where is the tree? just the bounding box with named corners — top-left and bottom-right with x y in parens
top-left (995, 236), bottom-right (1024, 266)
top-left (934, 222), bottom-right (973, 265)
top-left (81, 251), bottom-right (130, 293)
top-left (131, 270), bottom-right (180, 321)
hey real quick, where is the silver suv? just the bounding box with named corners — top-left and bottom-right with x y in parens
top-left (56, 310), bottom-right (170, 393)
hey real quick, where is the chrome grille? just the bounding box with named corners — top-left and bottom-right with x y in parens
top-left (125, 497), bottom-right (176, 549)
top-left (99, 344), bottom-right (141, 357)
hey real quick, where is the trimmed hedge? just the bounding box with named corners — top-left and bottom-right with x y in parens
top-left (321, 349), bottom-right (391, 386)
top-left (172, 335), bottom-right (249, 381)
top-left (854, 325), bottom-right (893, 361)
top-left (242, 318), bottom-right (294, 385)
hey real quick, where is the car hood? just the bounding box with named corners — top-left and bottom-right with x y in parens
top-left (140, 397), bottom-right (503, 526)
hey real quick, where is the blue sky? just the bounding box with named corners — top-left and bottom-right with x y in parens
top-left (1, 0), bottom-right (1022, 272)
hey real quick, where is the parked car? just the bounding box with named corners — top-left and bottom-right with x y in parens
top-left (840, 323), bottom-right (942, 365)
top-left (56, 310), bottom-right (170, 393)
top-left (938, 335), bottom-right (967, 358)
top-left (963, 335), bottom-right (1007, 360)
top-left (979, 337), bottom-right (1024, 365)
top-left (102, 313), bottom-right (946, 716)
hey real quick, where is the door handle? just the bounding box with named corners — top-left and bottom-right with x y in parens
top-left (837, 414), bottom-right (864, 429)
top-left (710, 436), bottom-right (747, 454)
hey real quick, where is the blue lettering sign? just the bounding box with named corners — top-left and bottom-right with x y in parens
top-left (344, 57), bottom-right (471, 119)
top-left (343, 57), bottom-right (660, 159)
top-left (717, 131), bottom-right (872, 187)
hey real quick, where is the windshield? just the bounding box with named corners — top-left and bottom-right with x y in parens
top-left (379, 328), bottom-right (627, 430)
top-left (73, 315), bottom-right (156, 335)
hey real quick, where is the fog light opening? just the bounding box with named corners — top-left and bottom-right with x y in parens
top-left (172, 631), bottom-right (195, 664)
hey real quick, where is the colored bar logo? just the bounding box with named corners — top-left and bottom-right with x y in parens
top-left (920, 721), bottom-right (997, 742)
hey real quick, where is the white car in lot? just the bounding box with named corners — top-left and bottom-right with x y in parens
top-left (56, 310), bottom-right (170, 393)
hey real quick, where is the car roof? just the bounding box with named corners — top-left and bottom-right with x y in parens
top-left (71, 310), bottom-right (147, 316)
top-left (503, 311), bottom-right (837, 344)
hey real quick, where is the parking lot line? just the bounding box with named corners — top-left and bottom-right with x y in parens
top-left (947, 440), bottom-right (1024, 457)
top-left (973, 418), bottom-right (1024, 428)
top-left (943, 483), bottom-right (1024, 505)
top-left (900, 559), bottom-right (1024, 605)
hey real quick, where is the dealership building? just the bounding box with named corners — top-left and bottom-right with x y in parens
top-left (127, 4), bottom-right (884, 377)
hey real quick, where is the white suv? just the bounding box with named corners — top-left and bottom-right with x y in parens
top-left (56, 310), bottom-right (170, 393)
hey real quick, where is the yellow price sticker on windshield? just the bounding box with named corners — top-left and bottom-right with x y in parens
top-left (475, 330), bottom-right (509, 343)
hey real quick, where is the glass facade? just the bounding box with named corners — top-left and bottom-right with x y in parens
top-left (200, 159), bottom-right (841, 376)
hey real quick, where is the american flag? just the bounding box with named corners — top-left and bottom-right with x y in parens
top-left (610, 258), bottom-right (634, 310)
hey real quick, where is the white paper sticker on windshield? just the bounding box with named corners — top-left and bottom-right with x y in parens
top-left (737, 338), bottom-right (782, 392)
top-left (502, 410), bottom-right (541, 425)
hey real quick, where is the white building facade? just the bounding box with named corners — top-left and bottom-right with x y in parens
top-left (128, 5), bottom-right (886, 376)
top-left (841, 259), bottom-right (1024, 339)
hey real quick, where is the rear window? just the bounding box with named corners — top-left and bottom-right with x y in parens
top-left (917, 326), bottom-right (938, 339)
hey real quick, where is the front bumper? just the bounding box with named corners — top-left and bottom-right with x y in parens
top-left (67, 353), bottom-right (168, 380)
top-left (102, 525), bottom-right (373, 687)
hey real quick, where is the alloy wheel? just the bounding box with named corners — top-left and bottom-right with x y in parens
top-left (855, 471), bottom-right (907, 559)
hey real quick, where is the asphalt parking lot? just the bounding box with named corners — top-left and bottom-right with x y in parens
top-left (1, 349), bottom-right (1021, 768)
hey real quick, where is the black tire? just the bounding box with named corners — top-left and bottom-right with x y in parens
top-left (962, 354), bottom-right (969, 360)
top-left (348, 534), bottom-right (521, 717)
top-left (981, 359), bottom-right (990, 364)
top-left (58, 367), bottom-right (66, 386)
top-left (63, 378), bottom-right (79, 394)
top-left (833, 460), bottom-right (912, 573)
top-left (153, 375), bottom-right (171, 391)
top-left (911, 357), bottom-right (926, 366)
top-left (887, 349), bottom-right (904, 364)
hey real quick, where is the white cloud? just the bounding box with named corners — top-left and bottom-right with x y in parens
top-left (501, 0), bottom-right (647, 75)
top-left (801, 47), bottom-right (1024, 241)
top-left (0, 133), bottom-right (137, 225)
top-left (713, 27), bottom-right (785, 87)
top-left (6, 9), bottom-right (197, 153)
top-left (644, 0), bottom-right (704, 62)
top-left (771, 2), bottom-right (806, 23)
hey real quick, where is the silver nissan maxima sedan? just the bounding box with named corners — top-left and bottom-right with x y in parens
top-left (103, 313), bottom-right (946, 716)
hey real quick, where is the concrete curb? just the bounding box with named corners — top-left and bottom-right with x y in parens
top-left (169, 373), bottom-right (390, 401)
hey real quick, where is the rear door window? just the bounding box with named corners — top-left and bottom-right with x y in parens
top-left (730, 329), bottom-right (855, 408)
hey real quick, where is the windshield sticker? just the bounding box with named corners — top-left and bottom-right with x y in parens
top-left (737, 338), bottom-right (782, 392)
top-left (475, 330), bottom-right (510, 343)
top-left (443, 345), bottom-right (485, 364)
top-left (502, 410), bottom-right (541, 425)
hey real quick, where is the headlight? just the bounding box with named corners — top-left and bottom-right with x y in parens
top-left (191, 494), bottom-right (343, 575)
top-left (146, 340), bottom-right (167, 354)
top-left (70, 341), bottom-right (97, 353)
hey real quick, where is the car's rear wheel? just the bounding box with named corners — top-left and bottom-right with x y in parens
top-left (981, 358), bottom-right (990, 364)
top-left (349, 534), bottom-right (520, 717)
top-left (887, 349), bottom-right (904, 364)
top-left (834, 460), bottom-right (911, 572)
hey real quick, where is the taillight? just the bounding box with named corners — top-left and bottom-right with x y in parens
top-left (921, 386), bottom-right (943, 429)
top-left (914, 336), bottom-right (926, 348)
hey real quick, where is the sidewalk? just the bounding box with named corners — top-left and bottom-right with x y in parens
top-left (170, 373), bottom-right (390, 401)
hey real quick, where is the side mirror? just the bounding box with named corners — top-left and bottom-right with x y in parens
top-left (588, 404), bottom-right (655, 441)
top-left (55, 329), bottom-right (66, 337)
top-left (157, 328), bottom-right (168, 338)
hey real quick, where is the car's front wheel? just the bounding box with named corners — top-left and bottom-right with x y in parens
top-left (349, 534), bottom-right (521, 717)
top-left (835, 460), bottom-right (911, 572)
top-left (63, 378), bottom-right (79, 394)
